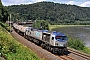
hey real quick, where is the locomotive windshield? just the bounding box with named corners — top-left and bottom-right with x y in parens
top-left (55, 36), bottom-right (67, 41)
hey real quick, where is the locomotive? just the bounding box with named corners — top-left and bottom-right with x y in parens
top-left (13, 23), bottom-right (68, 54)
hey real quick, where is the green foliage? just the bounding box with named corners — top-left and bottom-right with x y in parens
top-left (0, 0), bottom-right (9, 22)
top-left (0, 22), bottom-right (41, 60)
top-left (33, 20), bottom-right (49, 30)
top-left (68, 37), bottom-right (85, 50)
top-left (0, 0), bottom-right (2, 7)
top-left (0, 22), bottom-right (10, 31)
top-left (7, 1), bottom-right (90, 25)
top-left (82, 47), bottom-right (90, 54)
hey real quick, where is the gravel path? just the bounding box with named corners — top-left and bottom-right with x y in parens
top-left (11, 31), bottom-right (62, 60)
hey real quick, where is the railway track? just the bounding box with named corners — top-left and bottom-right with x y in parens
top-left (68, 48), bottom-right (90, 60)
top-left (59, 55), bottom-right (76, 60)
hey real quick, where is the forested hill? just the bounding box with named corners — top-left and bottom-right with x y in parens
top-left (7, 2), bottom-right (90, 25)
top-left (0, 0), bottom-right (8, 22)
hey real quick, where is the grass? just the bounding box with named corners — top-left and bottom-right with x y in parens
top-left (81, 47), bottom-right (90, 54)
top-left (49, 25), bottom-right (90, 30)
top-left (0, 22), bottom-right (41, 60)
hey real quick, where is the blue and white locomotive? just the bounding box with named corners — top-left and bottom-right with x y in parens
top-left (13, 23), bottom-right (68, 54)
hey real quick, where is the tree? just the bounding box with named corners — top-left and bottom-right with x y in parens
top-left (0, 0), bottom-right (9, 22)
top-left (0, 0), bottom-right (3, 21)
top-left (2, 7), bottom-right (9, 22)
top-left (33, 20), bottom-right (49, 30)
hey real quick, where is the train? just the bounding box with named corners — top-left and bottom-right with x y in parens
top-left (13, 23), bottom-right (68, 54)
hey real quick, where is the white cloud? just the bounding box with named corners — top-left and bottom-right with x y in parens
top-left (79, 1), bottom-right (90, 7)
top-left (35, 0), bottom-right (46, 2)
top-left (66, 1), bottom-right (76, 5)
top-left (5, 0), bottom-right (26, 4)
top-left (24, 2), bottom-right (32, 4)
top-left (2, 0), bottom-right (47, 6)
top-left (65, 1), bottom-right (90, 7)
top-left (2, 0), bottom-right (26, 6)
top-left (24, 0), bottom-right (47, 5)
top-left (2, 2), bottom-right (12, 6)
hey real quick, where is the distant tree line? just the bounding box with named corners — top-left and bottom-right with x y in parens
top-left (0, 0), bottom-right (8, 22)
top-left (7, 1), bottom-right (90, 25)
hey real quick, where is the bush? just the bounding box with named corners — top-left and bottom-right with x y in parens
top-left (68, 37), bottom-right (85, 50)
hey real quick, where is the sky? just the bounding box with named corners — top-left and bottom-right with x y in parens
top-left (1, 0), bottom-right (90, 7)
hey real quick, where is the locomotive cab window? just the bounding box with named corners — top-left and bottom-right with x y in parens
top-left (55, 36), bottom-right (67, 40)
top-left (52, 37), bottom-right (54, 40)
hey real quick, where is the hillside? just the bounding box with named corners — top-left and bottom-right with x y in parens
top-left (7, 1), bottom-right (90, 25)
top-left (0, 22), bottom-right (41, 60)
